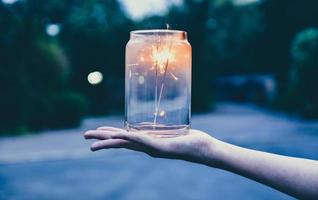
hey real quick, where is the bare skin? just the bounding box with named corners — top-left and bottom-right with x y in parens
top-left (84, 127), bottom-right (318, 199)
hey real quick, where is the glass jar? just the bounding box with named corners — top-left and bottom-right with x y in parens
top-left (125, 30), bottom-right (191, 136)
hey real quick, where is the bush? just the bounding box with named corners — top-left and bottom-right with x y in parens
top-left (49, 93), bottom-right (88, 129)
top-left (281, 28), bottom-right (318, 118)
top-left (28, 92), bottom-right (88, 130)
top-left (0, 70), bottom-right (29, 134)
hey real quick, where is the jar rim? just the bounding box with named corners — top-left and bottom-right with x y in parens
top-left (131, 29), bottom-right (186, 34)
top-left (130, 29), bottom-right (187, 40)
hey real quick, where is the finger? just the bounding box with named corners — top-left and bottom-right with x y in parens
top-left (84, 130), bottom-right (112, 140)
top-left (91, 139), bottom-right (147, 152)
top-left (97, 126), bottom-right (124, 132)
top-left (86, 129), bottom-right (166, 153)
top-left (91, 139), bottom-right (131, 151)
top-left (84, 129), bottom-right (133, 140)
top-left (85, 130), bottom-right (148, 144)
top-left (90, 139), bottom-right (163, 160)
top-left (85, 130), bottom-right (131, 140)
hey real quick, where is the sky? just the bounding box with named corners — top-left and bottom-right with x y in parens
top-left (118, 0), bottom-right (259, 21)
top-left (234, 0), bottom-right (259, 5)
top-left (118, 0), bottom-right (183, 21)
top-left (1, 0), bottom-right (259, 20)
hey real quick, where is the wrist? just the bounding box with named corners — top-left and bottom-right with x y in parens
top-left (203, 137), bottom-right (233, 169)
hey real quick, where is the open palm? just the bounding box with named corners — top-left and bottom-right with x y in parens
top-left (84, 127), bottom-right (218, 165)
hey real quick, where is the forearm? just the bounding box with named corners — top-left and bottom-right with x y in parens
top-left (84, 127), bottom-right (318, 199)
top-left (204, 139), bottom-right (318, 199)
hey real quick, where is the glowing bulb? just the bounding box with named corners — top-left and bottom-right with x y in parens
top-left (87, 71), bottom-right (103, 85)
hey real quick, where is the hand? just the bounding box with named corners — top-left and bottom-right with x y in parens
top-left (84, 127), bottom-right (318, 199)
top-left (84, 127), bottom-right (221, 166)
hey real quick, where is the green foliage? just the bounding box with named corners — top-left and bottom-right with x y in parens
top-left (260, 0), bottom-right (318, 90)
top-left (28, 92), bottom-right (87, 130)
top-left (168, 0), bottom-right (214, 112)
top-left (2, 0), bottom-right (318, 135)
top-left (281, 28), bottom-right (318, 118)
top-left (61, 0), bottom-right (133, 115)
top-left (0, 1), bottom-right (87, 134)
top-left (291, 28), bottom-right (318, 72)
top-left (164, 1), bottom-right (263, 112)
top-left (51, 93), bottom-right (88, 128)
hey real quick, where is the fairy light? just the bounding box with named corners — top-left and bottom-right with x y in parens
top-left (151, 46), bottom-right (175, 74)
top-left (130, 29), bottom-right (180, 126)
top-left (138, 75), bottom-right (145, 84)
top-left (152, 41), bottom-right (174, 125)
top-left (169, 72), bottom-right (178, 80)
top-left (159, 110), bottom-right (165, 117)
top-left (125, 29), bottom-right (191, 132)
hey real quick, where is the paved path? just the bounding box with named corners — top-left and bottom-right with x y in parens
top-left (0, 103), bottom-right (317, 200)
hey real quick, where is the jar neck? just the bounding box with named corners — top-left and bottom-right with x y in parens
top-left (130, 30), bottom-right (187, 41)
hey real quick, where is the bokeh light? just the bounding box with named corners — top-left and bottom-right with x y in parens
top-left (87, 71), bottom-right (103, 85)
top-left (46, 24), bottom-right (60, 37)
top-left (2, 0), bottom-right (18, 4)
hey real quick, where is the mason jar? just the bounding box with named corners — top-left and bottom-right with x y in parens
top-left (125, 30), bottom-right (191, 136)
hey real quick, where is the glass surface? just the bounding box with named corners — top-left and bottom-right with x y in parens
top-left (125, 30), bottom-right (191, 135)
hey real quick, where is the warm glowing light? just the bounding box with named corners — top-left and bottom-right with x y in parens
top-left (151, 46), bottom-right (175, 74)
top-left (169, 72), bottom-right (178, 80)
top-left (159, 110), bottom-right (165, 117)
top-left (87, 71), bottom-right (103, 85)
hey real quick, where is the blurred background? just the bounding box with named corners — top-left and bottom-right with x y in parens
top-left (0, 0), bottom-right (318, 199)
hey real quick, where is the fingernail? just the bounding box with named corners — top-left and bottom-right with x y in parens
top-left (85, 130), bottom-right (94, 134)
top-left (84, 132), bottom-right (89, 138)
top-left (90, 142), bottom-right (100, 151)
top-left (90, 143), bottom-right (95, 150)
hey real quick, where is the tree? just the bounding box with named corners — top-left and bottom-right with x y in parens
top-left (284, 28), bottom-right (318, 118)
top-left (62, 0), bottom-right (134, 115)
